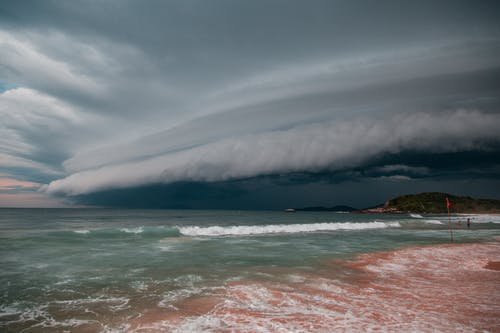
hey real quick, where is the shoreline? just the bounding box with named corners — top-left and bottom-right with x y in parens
top-left (132, 241), bottom-right (500, 332)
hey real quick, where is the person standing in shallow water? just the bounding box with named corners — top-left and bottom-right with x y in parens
top-left (467, 218), bottom-right (471, 229)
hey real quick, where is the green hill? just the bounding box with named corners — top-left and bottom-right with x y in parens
top-left (385, 192), bottom-right (500, 214)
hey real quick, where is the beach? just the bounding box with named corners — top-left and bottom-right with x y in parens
top-left (1, 209), bottom-right (499, 332)
top-left (134, 242), bottom-right (500, 332)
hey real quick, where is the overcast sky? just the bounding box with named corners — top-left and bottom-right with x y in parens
top-left (1, 0), bottom-right (500, 208)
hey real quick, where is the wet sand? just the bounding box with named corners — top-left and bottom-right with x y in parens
top-left (485, 261), bottom-right (500, 271)
top-left (134, 242), bottom-right (500, 332)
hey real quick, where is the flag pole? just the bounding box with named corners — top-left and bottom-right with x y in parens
top-left (446, 197), bottom-right (453, 242)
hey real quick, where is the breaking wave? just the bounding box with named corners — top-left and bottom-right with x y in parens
top-left (59, 226), bottom-right (181, 239)
top-left (119, 227), bottom-right (144, 234)
top-left (179, 222), bottom-right (400, 237)
top-left (459, 214), bottom-right (500, 224)
top-left (424, 219), bottom-right (443, 225)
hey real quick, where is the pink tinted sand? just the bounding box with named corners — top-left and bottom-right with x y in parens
top-left (133, 242), bottom-right (500, 332)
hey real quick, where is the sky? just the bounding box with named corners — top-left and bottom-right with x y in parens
top-left (1, 0), bottom-right (500, 209)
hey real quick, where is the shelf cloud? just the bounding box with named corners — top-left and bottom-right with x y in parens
top-left (45, 109), bottom-right (500, 195)
top-left (1, 0), bottom-right (500, 207)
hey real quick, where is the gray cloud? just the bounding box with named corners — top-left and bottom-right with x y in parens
top-left (62, 49), bottom-right (500, 173)
top-left (45, 109), bottom-right (500, 195)
top-left (1, 1), bottom-right (499, 206)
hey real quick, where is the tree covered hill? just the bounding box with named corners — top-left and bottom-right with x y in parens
top-left (385, 192), bottom-right (500, 214)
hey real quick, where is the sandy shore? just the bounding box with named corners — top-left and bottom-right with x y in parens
top-left (132, 242), bottom-right (500, 332)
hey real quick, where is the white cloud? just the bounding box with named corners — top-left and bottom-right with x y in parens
top-left (59, 39), bottom-right (500, 174)
top-left (45, 109), bottom-right (500, 195)
top-left (375, 165), bottom-right (430, 175)
top-left (198, 40), bottom-right (500, 119)
top-left (0, 153), bottom-right (62, 176)
top-left (0, 30), bottom-right (101, 97)
top-left (0, 87), bottom-right (96, 176)
top-left (0, 87), bottom-right (82, 127)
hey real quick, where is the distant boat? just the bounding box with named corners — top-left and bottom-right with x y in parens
top-left (284, 208), bottom-right (296, 213)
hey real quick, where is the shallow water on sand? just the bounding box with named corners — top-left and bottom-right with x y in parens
top-left (1, 209), bottom-right (499, 332)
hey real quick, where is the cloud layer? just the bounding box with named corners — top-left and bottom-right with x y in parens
top-left (45, 110), bottom-right (500, 195)
top-left (1, 1), bottom-right (500, 206)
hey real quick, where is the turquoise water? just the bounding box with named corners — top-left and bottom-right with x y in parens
top-left (1, 209), bottom-right (499, 332)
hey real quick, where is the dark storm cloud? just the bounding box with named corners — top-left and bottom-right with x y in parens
top-left (44, 109), bottom-right (500, 195)
top-left (1, 0), bottom-right (500, 207)
top-left (2, 0), bottom-right (500, 107)
top-left (73, 174), bottom-right (500, 210)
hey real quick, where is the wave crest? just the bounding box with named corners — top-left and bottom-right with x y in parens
top-left (179, 222), bottom-right (400, 237)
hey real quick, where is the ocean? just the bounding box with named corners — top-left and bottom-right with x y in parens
top-left (1, 209), bottom-right (499, 332)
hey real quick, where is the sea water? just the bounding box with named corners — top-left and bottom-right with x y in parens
top-left (0, 209), bottom-right (499, 332)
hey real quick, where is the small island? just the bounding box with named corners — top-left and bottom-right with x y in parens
top-left (358, 192), bottom-right (500, 214)
top-left (294, 192), bottom-right (500, 214)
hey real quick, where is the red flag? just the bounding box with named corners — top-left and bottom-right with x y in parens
top-left (446, 197), bottom-right (454, 208)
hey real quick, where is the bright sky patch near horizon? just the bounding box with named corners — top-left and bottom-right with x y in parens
top-left (1, 0), bottom-right (500, 209)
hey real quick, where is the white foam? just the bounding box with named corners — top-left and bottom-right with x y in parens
top-left (179, 222), bottom-right (400, 237)
top-left (458, 214), bottom-right (500, 224)
top-left (127, 243), bottom-right (500, 333)
top-left (157, 245), bottom-right (176, 252)
top-left (0, 305), bottom-right (21, 318)
top-left (130, 281), bottom-right (148, 292)
top-left (424, 219), bottom-right (443, 225)
top-left (173, 274), bottom-right (203, 286)
top-left (410, 213), bottom-right (423, 219)
top-left (0, 303), bottom-right (51, 326)
top-left (37, 318), bottom-right (99, 329)
top-left (54, 278), bottom-right (74, 285)
top-left (171, 244), bottom-right (499, 332)
top-left (158, 285), bottom-right (222, 310)
top-left (74, 229), bottom-right (90, 234)
top-left (1, 303), bottom-right (104, 331)
top-left (119, 227), bottom-right (143, 234)
top-left (52, 296), bottom-right (130, 312)
top-left (158, 287), bottom-right (204, 308)
top-left (287, 274), bottom-right (307, 283)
